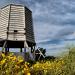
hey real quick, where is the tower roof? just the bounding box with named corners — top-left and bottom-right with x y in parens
top-left (1, 4), bottom-right (32, 12)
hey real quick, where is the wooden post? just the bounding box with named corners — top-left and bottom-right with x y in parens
top-left (31, 46), bottom-right (33, 53)
top-left (5, 47), bottom-right (7, 55)
top-left (8, 48), bottom-right (9, 52)
top-left (20, 48), bottom-right (22, 52)
top-left (6, 48), bottom-right (9, 52)
top-left (33, 46), bottom-right (35, 60)
top-left (24, 41), bottom-right (26, 61)
top-left (2, 41), bottom-right (7, 52)
top-left (5, 41), bottom-right (8, 55)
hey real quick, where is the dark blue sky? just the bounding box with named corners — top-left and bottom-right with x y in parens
top-left (0, 0), bottom-right (75, 56)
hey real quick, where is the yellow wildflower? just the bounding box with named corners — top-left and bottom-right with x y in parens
top-left (22, 70), bottom-right (24, 73)
top-left (2, 53), bottom-right (5, 58)
top-left (19, 59), bottom-right (23, 63)
top-left (12, 56), bottom-right (17, 61)
top-left (1, 59), bottom-right (6, 64)
top-left (15, 65), bottom-right (20, 69)
top-left (6, 70), bottom-right (9, 73)
top-left (27, 72), bottom-right (31, 75)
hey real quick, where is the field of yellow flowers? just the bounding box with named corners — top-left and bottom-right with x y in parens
top-left (0, 53), bottom-right (30, 75)
top-left (0, 47), bottom-right (75, 75)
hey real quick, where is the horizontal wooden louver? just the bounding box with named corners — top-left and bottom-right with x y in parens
top-left (0, 4), bottom-right (35, 44)
top-left (25, 7), bottom-right (35, 43)
top-left (0, 6), bottom-right (10, 39)
top-left (8, 5), bottom-right (25, 41)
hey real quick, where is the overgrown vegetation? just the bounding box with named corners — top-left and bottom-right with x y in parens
top-left (0, 47), bottom-right (75, 75)
top-left (0, 53), bottom-right (30, 75)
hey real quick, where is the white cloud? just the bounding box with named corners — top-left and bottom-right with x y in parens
top-left (1, 0), bottom-right (75, 56)
top-left (28, 0), bottom-right (75, 56)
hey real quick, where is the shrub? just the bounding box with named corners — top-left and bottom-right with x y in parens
top-left (0, 52), bottom-right (30, 75)
top-left (30, 59), bottom-right (65, 75)
top-left (0, 47), bottom-right (75, 75)
top-left (30, 47), bottom-right (75, 75)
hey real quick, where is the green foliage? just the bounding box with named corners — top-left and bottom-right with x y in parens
top-left (0, 47), bottom-right (75, 75)
top-left (0, 52), bottom-right (30, 75)
top-left (28, 60), bottom-right (36, 66)
top-left (45, 56), bottom-right (56, 61)
top-left (30, 47), bottom-right (75, 75)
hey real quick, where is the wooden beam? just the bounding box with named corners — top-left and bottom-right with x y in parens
top-left (24, 41), bottom-right (26, 61)
top-left (33, 46), bottom-right (35, 60)
top-left (20, 48), bottom-right (22, 52)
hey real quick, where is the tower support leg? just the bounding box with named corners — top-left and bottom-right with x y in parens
top-left (7, 48), bottom-right (9, 52)
top-left (33, 46), bottom-right (35, 60)
top-left (2, 41), bottom-right (7, 52)
top-left (24, 41), bottom-right (26, 61)
top-left (31, 46), bottom-right (33, 53)
top-left (20, 48), bottom-right (22, 52)
top-left (5, 47), bottom-right (8, 55)
top-left (24, 48), bottom-right (26, 60)
top-left (5, 43), bottom-right (8, 55)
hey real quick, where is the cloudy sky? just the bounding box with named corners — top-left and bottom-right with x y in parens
top-left (0, 0), bottom-right (75, 56)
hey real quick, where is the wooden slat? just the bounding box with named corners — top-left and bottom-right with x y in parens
top-left (0, 5), bottom-right (10, 39)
